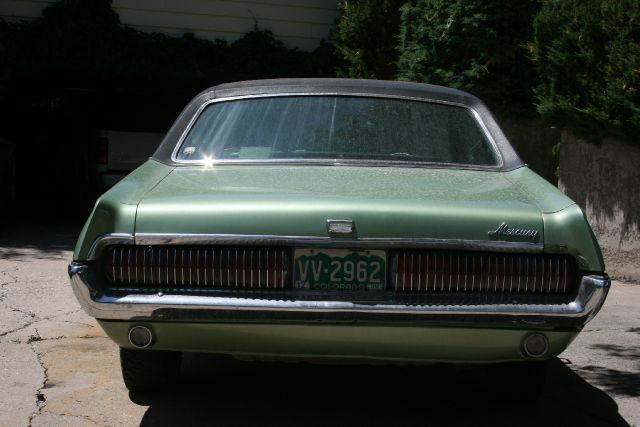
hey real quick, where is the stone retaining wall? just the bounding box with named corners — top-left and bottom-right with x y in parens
top-left (559, 131), bottom-right (640, 282)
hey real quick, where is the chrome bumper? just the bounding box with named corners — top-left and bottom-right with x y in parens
top-left (68, 262), bottom-right (610, 330)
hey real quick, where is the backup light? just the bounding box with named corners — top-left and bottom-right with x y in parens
top-left (128, 325), bottom-right (153, 348)
top-left (522, 333), bottom-right (549, 358)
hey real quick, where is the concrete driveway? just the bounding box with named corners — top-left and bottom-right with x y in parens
top-left (0, 225), bottom-right (638, 427)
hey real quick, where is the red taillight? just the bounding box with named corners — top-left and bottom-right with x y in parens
top-left (392, 251), bottom-right (577, 294)
top-left (105, 246), bottom-right (290, 289)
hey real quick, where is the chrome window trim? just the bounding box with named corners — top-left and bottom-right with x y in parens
top-left (169, 93), bottom-right (505, 169)
top-left (84, 233), bottom-right (543, 261)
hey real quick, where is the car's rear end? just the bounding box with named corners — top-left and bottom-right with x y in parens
top-left (68, 79), bottom-right (610, 392)
top-left (69, 166), bottom-right (609, 364)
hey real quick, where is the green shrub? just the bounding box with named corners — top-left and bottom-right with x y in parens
top-left (397, 0), bottom-right (540, 115)
top-left (533, 0), bottom-right (640, 141)
top-left (331, 0), bottom-right (405, 79)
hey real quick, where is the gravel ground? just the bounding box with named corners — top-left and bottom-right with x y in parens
top-left (0, 225), bottom-right (638, 427)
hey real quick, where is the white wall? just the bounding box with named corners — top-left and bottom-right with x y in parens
top-left (0, 0), bottom-right (339, 51)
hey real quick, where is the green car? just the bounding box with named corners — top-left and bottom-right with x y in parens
top-left (69, 79), bottom-right (610, 393)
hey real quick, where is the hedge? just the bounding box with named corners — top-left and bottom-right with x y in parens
top-left (396, 0), bottom-right (541, 116)
top-left (331, 0), bottom-right (405, 79)
top-left (533, 0), bottom-right (640, 142)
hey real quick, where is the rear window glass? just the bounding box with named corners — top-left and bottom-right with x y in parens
top-left (176, 96), bottom-right (499, 166)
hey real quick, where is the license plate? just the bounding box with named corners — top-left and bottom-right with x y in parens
top-left (293, 248), bottom-right (386, 291)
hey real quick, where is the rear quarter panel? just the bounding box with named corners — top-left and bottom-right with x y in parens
top-left (73, 160), bottom-right (174, 260)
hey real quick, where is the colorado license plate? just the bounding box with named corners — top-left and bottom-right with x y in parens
top-left (293, 248), bottom-right (386, 291)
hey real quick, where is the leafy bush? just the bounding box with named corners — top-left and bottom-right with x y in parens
top-left (397, 0), bottom-right (540, 115)
top-left (331, 0), bottom-right (405, 79)
top-left (533, 0), bottom-right (640, 141)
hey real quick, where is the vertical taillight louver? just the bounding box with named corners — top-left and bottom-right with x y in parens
top-left (104, 245), bottom-right (578, 295)
top-left (105, 246), bottom-right (291, 289)
top-left (390, 251), bottom-right (577, 294)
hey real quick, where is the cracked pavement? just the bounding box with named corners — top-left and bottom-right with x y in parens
top-left (0, 225), bottom-right (638, 426)
top-left (0, 226), bottom-right (146, 427)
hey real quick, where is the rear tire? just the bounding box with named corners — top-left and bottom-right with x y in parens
top-left (120, 348), bottom-right (182, 393)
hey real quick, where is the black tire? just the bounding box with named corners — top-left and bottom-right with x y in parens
top-left (120, 348), bottom-right (182, 393)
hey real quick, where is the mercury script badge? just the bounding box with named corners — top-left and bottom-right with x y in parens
top-left (488, 222), bottom-right (539, 241)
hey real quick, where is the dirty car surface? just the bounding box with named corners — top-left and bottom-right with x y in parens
top-left (69, 79), bottom-right (610, 393)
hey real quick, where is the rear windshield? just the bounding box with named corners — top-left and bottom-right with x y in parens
top-left (176, 95), bottom-right (499, 166)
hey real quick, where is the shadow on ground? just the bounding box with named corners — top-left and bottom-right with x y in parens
top-left (572, 344), bottom-right (640, 398)
top-left (0, 224), bottom-right (80, 260)
top-left (131, 356), bottom-right (629, 427)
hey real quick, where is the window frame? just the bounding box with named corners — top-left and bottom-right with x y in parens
top-left (170, 93), bottom-right (504, 169)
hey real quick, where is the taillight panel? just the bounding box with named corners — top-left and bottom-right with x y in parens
top-left (390, 250), bottom-right (578, 294)
top-left (103, 245), bottom-right (579, 295)
top-left (105, 246), bottom-right (291, 289)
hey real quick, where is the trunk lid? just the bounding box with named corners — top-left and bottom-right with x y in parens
top-left (134, 165), bottom-right (554, 243)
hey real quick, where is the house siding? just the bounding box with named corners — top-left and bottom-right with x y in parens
top-left (0, 0), bottom-right (339, 51)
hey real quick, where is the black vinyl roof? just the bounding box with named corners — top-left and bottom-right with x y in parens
top-left (152, 78), bottom-right (523, 170)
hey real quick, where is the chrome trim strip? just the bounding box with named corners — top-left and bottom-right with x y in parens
top-left (87, 234), bottom-right (135, 261)
top-left (85, 233), bottom-right (544, 261)
top-left (70, 262), bottom-right (609, 329)
top-left (119, 249), bottom-right (124, 283)
top-left (136, 234), bottom-right (544, 251)
top-left (169, 93), bottom-right (504, 169)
